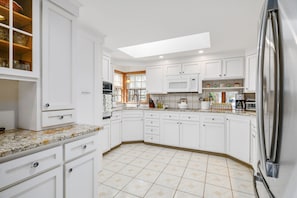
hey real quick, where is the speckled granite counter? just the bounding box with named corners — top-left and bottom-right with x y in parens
top-left (0, 124), bottom-right (102, 159)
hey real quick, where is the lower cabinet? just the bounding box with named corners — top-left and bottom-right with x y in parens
top-left (110, 118), bottom-right (122, 148)
top-left (226, 115), bottom-right (250, 163)
top-left (0, 167), bottom-right (63, 198)
top-left (200, 115), bottom-right (226, 153)
top-left (161, 119), bottom-right (180, 146)
top-left (122, 110), bottom-right (144, 142)
top-left (180, 120), bottom-right (200, 149)
top-left (100, 119), bottom-right (111, 153)
top-left (250, 118), bottom-right (258, 172)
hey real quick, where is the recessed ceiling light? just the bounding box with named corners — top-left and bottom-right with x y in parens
top-left (118, 32), bottom-right (211, 58)
top-left (159, 56), bottom-right (164, 59)
top-left (198, 50), bottom-right (204, 54)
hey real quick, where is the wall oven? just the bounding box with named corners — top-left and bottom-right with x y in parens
top-left (103, 81), bottom-right (112, 119)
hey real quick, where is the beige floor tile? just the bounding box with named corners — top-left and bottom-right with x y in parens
top-left (227, 159), bottom-right (251, 172)
top-left (233, 191), bottom-right (256, 198)
top-left (98, 184), bottom-right (119, 198)
top-left (118, 165), bottom-right (142, 177)
top-left (190, 154), bottom-right (208, 162)
top-left (130, 158), bottom-right (150, 168)
top-left (169, 158), bottom-right (189, 167)
top-left (208, 156), bottom-right (228, 167)
top-left (231, 178), bottom-right (255, 195)
top-left (136, 168), bottom-right (161, 183)
top-left (206, 173), bottom-right (231, 189)
top-left (187, 161), bottom-right (207, 171)
top-left (229, 168), bottom-right (254, 181)
top-left (174, 151), bottom-right (191, 160)
top-left (145, 184), bottom-right (175, 198)
top-left (153, 155), bottom-right (172, 164)
top-left (122, 179), bottom-right (152, 197)
top-left (204, 184), bottom-right (233, 198)
top-left (207, 164), bottom-right (229, 176)
top-left (104, 161), bottom-right (127, 172)
top-left (102, 158), bottom-right (113, 167)
top-left (158, 150), bottom-right (176, 157)
top-left (104, 173), bottom-right (133, 190)
top-left (98, 169), bottom-right (115, 183)
top-left (126, 150), bottom-right (143, 157)
top-left (155, 173), bottom-right (181, 189)
top-left (117, 155), bottom-right (137, 164)
top-left (174, 191), bottom-right (201, 198)
top-left (138, 152), bottom-right (157, 160)
top-left (114, 191), bottom-right (139, 198)
top-left (177, 178), bottom-right (204, 197)
top-left (183, 168), bottom-right (206, 182)
top-left (146, 161), bottom-right (167, 172)
top-left (104, 152), bottom-right (122, 160)
top-left (163, 165), bottom-right (185, 177)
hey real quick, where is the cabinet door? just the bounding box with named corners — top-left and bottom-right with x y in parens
top-left (180, 121), bottom-right (200, 149)
top-left (203, 60), bottom-right (222, 79)
top-left (0, 167), bottom-right (63, 198)
top-left (146, 66), bottom-right (165, 94)
top-left (122, 118), bottom-right (143, 141)
top-left (166, 64), bottom-right (182, 75)
top-left (223, 57), bottom-right (245, 79)
top-left (245, 54), bottom-right (257, 92)
top-left (65, 152), bottom-right (98, 198)
top-left (99, 122), bottom-right (110, 153)
top-left (226, 117), bottom-right (250, 163)
top-left (201, 122), bottom-right (225, 153)
top-left (251, 123), bottom-right (258, 172)
top-left (161, 119), bottom-right (179, 146)
top-left (182, 62), bottom-right (202, 74)
top-left (102, 55), bottom-right (112, 82)
top-left (110, 119), bottom-right (122, 148)
top-left (42, 0), bottom-right (75, 111)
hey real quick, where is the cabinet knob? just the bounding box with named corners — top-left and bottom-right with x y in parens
top-left (59, 115), bottom-right (64, 119)
top-left (226, 118), bottom-right (229, 121)
top-left (82, 145), bottom-right (87, 149)
top-left (188, 116), bottom-right (191, 119)
top-left (45, 103), bottom-right (50, 107)
top-left (219, 74), bottom-right (222, 77)
top-left (203, 124), bottom-right (206, 127)
top-left (169, 115), bottom-right (171, 118)
top-left (212, 118), bottom-right (214, 120)
top-left (224, 74), bottom-right (226, 76)
top-left (69, 168), bottom-right (73, 173)
top-left (32, 162), bottom-right (39, 168)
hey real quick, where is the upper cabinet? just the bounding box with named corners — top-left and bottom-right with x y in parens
top-left (203, 57), bottom-right (245, 80)
top-left (165, 64), bottom-right (182, 75)
top-left (0, 0), bottom-right (39, 80)
top-left (244, 53), bottom-right (257, 93)
top-left (165, 62), bottom-right (202, 75)
top-left (146, 65), bottom-right (166, 94)
top-left (102, 55), bottom-right (112, 82)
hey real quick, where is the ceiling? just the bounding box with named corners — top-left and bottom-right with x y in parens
top-left (77, 0), bottom-right (264, 62)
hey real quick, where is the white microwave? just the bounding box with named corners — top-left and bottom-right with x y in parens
top-left (166, 74), bottom-right (201, 93)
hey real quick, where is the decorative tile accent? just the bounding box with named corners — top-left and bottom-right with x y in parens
top-left (169, 158), bottom-right (189, 167)
top-left (187, 161), bottom-right (207, 171)
top-left (231, 178), bottom-right (255, 195)
top-left (183, 168), bottom-right (206, 182)
top-left (123, 178), bottom-right (152, 197)
top-left (229, 168), bottom-right (254, 181)
top-left (98, 184), bottom-right (119, 198)
top-left (130, 158), bottom-right (150, 168)
top-left (163, 165), bottom-right (185, 177)
top-left (145, 184), bottom-right (175, 198)
top-left (146, 161), bottom-right (167, 172)
top-left (117, 155), bottom-right (137, 164)
top-left (104, 161), bottom-right (127, 172)
top-left (208, 156), bottom-right (228, 167)
top-left (174, 191), bottom-right (201, 198)
top-left (104, 173), bottom-right (133, 190)
top-left (126, 150), bottom-right (143, 157)
top-left (138, 152), bottom-right (157, 160)
top-left (206, 173), bottom-right (231, 189)
top-left (174, 151), bottom-right (191, 160)
top-left (204, 184), bottom-right (233, 198)
top-left (177, 178), bottom-right (204, 197)
top-left (136, 169), bottom-right (161, 183)
top-left (207, 164), bottom-right (229, 176)
top-left (118, 165), bottom-right (142, 177)
top-left (155, 173), bottom-right (181, 189)
top-left (153, 155), bottom-right (172, 164)
top-left (190, 153), bottom-right (208, 162)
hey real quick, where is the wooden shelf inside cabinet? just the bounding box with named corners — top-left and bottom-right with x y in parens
top-left (0, 5), bottom-right (32, 29)
top-left (202, 87), bottom-right (244, 90)
top-left (0, 39), bottom-right (32, 53)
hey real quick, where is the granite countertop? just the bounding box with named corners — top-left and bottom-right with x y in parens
top-left (0, 124), bottom-right (102, 159)
top-left (113, 107), bottom-right (256, 117)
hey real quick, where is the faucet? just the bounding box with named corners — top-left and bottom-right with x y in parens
top-left (132, 93), bottom-right (140, 107)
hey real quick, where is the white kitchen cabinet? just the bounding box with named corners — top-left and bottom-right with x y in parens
top-left (203, 57), bottom-right (244, 80)
top-left (250, 118), bottom-right (258, 173)
top-left (102, 55), bottom-right (112, 82)
top-left (245, 53), bottom-right (257, 92)
top-left (122, 110), bottom-right (143, 141)
top-left (165, 63), bottom-right (202, 75)
top-left (180, 120), bottom-right (200, 149)
top-left (161, 119), bottom-right (180, 146)
top-left (165, 64), bottom-right (182, 75)
top-left (146, 66), bottom-right (166, 94)
top-left (110, 111), bottom-right (122, 148)
top-left (226, 116), bottom-right (250, 163)
top-left (65, 152), bottom-right (98, 198)
top-left (144, 111), bottom-right (160, 144)
top-left (200, 115), bottom-right (226, 153)
top-left (0, 167), bottom-right (63, 198)
top-left (42, 0), bottom-right (76, 112)
top-left (100, 119), bottom-right (111, 153)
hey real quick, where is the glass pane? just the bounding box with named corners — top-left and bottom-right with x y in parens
top-left (142, 75), bottom-right (146, 81)
top-left (135, 75), bottom-right (142, 81)
top-left (0, 1), bottom-right (9, 26)
top-left (13, 31), bottom-right (32, 71)
top-left (0, 26), bottom-right (9, 68)
top-left (141, 82), bottom-right (146, 88)
top-left (135, 82), bottom-right (141, 88)
top-left (13, 0), bottom-right (32, 33)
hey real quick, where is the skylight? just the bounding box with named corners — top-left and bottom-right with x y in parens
top-left (118, 32), bottom-right (211, 58)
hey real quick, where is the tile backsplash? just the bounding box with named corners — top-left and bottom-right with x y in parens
top-left (150, 93), bottom-right (203, 109)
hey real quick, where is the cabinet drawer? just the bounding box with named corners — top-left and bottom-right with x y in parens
top-left (0, 146), bottom-right (62, 189)
top-left (42, 110), bottom-right (76, 127)
top-left (145, 126), bottom-right (160, 135)
top-left (161, 113), bottom-right (179, 120)
top-left (180, 114), bottom-right (199, 121)
top-left (201, 115), bottom-right (225, 123)
top-left (144, 134), bottom-right (160, 143)
top-left (145, 119), bottom-right (160, 127)
top-left (111, 111), bottom-right (122, 120)
top-left (64, 135), bottom-right (98, 161)
top-left (122, 110), bottom-right (143, 117)
top-left (145, 112), bottom-right (160, 119)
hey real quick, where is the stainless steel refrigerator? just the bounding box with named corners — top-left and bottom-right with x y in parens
top-left (256, 0), bottom-right (297, 197)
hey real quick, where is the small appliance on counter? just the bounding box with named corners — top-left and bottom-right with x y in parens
top-left (235, 93), bottom-right (245, 110)
top-left (245, 100), bottom-right (256, 111)
top-left (103, 81), bottom-right (112, 119)
top-left (177, 98), bottom-right (188, 109)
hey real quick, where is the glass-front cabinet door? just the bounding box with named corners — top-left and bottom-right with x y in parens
top-left (0, 0), bottom-right (36, 79)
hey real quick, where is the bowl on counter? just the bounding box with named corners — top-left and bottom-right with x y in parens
top-left (178, 102), bottom-right (188, 109)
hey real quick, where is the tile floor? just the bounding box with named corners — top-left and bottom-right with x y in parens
top-left (98, 143), bottom-right (256, 198)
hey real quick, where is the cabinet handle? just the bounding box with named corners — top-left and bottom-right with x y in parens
top-left (169, 115), bottom-right (171, 118)
top-left (224, 74), bottom-right (226, 76)
top-left (45, 103), bottom-right (50, 107)
top-left (219, 74), bottom-right (222, 77)
top-left (59, 115), bottom-right (64, 119)
top-left (32, 162), bottom-right (39, 168)
top-left (203, 124), bottom-right (206, 127)
top-left (188, 116), bottom-right (191, 119)
top-left (226, 118), bottom-right (229, 121)
top-left (82, 145), bottom-right (87, 149)
top-left (69, 168), bottom-right (73, 173)
top-left (212, 118), bottom-right (214, 120)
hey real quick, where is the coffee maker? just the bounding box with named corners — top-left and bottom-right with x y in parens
top-left (235, 94), bottom-right (245, 110)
